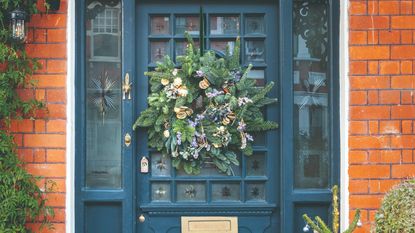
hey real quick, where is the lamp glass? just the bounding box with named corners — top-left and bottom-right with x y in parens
top-left (10, 9), bottom-right (27, 42)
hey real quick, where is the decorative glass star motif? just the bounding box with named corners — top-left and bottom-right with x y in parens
top-left (185, 185), bottom-right (197, 198)
top-left (251, 160), bottom-right (260, 171)
top-left (250, 186), bottom-right (260, 198)
top-left (221, 186), bottom-right (231, 197)
top-left (155, 159), bottom-right (167, 171)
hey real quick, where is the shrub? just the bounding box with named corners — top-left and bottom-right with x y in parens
top-left (373, 179), bottom-right (415, 233)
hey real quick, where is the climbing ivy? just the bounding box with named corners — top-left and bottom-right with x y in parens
top-left (1, 1), bottom-right (54, 232)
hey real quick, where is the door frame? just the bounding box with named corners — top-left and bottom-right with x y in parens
top-left (73, 1), bottom-right (341, 232)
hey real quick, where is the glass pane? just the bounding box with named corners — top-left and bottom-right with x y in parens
top-left (210, 15), bottom-right (240, 35)
top-left (177, 182), bottom-right (206, 202)
top-left (150, 41), bottom-right (170, 63)
top-left (212, 183), bottom-right (241, 202)
top-left (245, 40), bottom-right (265, 63)
top-left (210, 40), bottom-right (235, 55)
top-left (175, 16), bottom-right (199, 35)
top-left (247, 69), bottom-right (265, 87)
top-left (152, 182), bottom-right (171, 202)
top-left (175, 40), bottom-right (200, 58)
top-left (246, 152), bottom-right (266, 177)
top-left (151, 153), bottom-right (171, 177)
top-left (85, 1), bottom-right (122, 189)
top-left (293, 0), bottom-right (330, 188)
top-left (150, 16), bottom-right (170, 35)
top-left (246, 182), bottom-right (266, 201)
top-left (245, 15), bottom-right (265, 34)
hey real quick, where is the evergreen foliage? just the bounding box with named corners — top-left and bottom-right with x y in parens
top-left (134, 33), bottom-right (278, 175)
top-left (1, 1), bottom-right (54, 232)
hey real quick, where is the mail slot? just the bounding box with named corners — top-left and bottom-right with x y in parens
top-left (181, 216), bottom-right (238, 233)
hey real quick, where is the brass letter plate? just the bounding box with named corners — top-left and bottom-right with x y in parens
top-left (181, 216), bottom-right (238, 233)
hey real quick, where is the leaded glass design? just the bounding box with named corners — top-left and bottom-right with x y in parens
top-left (245, 40), bottom-right (265, 63)
top-left (245, 15), bottom-right (265, 34)
top-left (293, 0), bottom-right (330, 189)
top-left (152, 182), bottom-right (171, 202)
top-left (150, 16), bottom-right (170, 35)
top-left (177, 182), bottom-right (206, 202)
top-left (151, 153), bottom-right (171, 177)
top-left (210, 15), bottom-right (240, 35)
top-left (150, 41), bottom-right (170, 63)
top-left (246, 182), bottom-right (266, 201)
top-left (212, 183), bottom-right (241, 202)
top-left (246, 152), bottom-right (266, 177)
top-left (175, 16), bottom-right (199, 35)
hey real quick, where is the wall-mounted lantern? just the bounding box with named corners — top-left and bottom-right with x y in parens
top-left (9, 8), bottom-right (27, 43)
top-left (46, 0), bottom-right (61, 11)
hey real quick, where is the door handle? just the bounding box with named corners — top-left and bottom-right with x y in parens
top-left (138, 214), bottom-right (146, 223)
top-left (122, 73), bottom-right (132, 100)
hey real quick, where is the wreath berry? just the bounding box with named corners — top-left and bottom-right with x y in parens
top-left (133, 34), bottom-right (278, 175)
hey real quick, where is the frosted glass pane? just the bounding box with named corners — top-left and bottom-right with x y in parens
top-left (177, 182), bottom-right (206, 202)
top-left (246, 152), bottom-right (266, 177)
top-left (151, 153), bottom-right (171, 177)
top-left (246, 182), bottom-right (266, 201)
top-left (293, 0), bottom-right (330, 188)
top-left (210, 15), bottom-right (240, 35)
top-left (212, 183), bottom-right (241, 202)
top-left (152, 182), bottom-right (171, 202)
top-left (150, 16), bottom-right (170, 35)
top-left (175, 16), bottom-right (199, 35)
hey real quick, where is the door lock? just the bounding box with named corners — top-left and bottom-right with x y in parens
top-left (138, 214), bottom-right (145, 223)
top-left (124, 133), bottom-right (131, 147)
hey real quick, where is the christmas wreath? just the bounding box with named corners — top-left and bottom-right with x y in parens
top-left (133, 34), bottom-right (278, 175)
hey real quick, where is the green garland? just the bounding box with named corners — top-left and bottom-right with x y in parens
top-left (134, 34), bottom-right (278, 175)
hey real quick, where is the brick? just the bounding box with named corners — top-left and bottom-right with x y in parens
top-left (349, 121), bottom-right (368, 134)
top-left (27, 223), bottom-right (65, 233)
top-left (25, 163), bottom-right (66, 177)
top-left (32, 75), bottom-right (66, 88)
top-left (391, 75), bottom-right (415, 89)
top-left (401, 30), bottom-right (413, 44)
top-left (391, 16), bottom-right (415, 29)
top-left (391, 105), bottom-right (415, 119)
top-left (34, 29), bottom-right (47, 43)
top-left (349, 150), bottom-right (368, 164)
top-left (349, 195), bottom-right (383, 209)
top-left (349, 180), bottom-right (369, 193)
top-left (47, 89), bottom-right (66, 103)
top-left (28, 14), bottom-right (67, 28)
top-left (391, 164), bottom-right (415, 178)
top-left (23, 134), bottom-right (66, 148)
top-left (47, 149), bottom-right (66, 163)
top-left (379, 90), bottom-right (400, 104)
top-left (350, 45), bottom-right (390, 60)
top-left (26, 44), bottom-right (66, 59)
top-left (350, 91), bottom-right (367, 105)
top-left (47, 60), bottom-right (67, 73)
top-left (391, 45), bottom-right (415, 59)
top-left (350, 1), bottom-right (367, 15)
top-left (350, 31), bottom-right (367, 44)
top-left (45, 193), bottom-right (66, 207)
top-left (34, 149), bottom-right (46, 162)
top-left (379, 1), bottom-right (400, 15)
top-left (35, 89), bottom-right (45, 101)
top-left (401, 60), bottom-right (413, 74)
top-left (391, 135), bottom-right (415, 148)
top-left (368, 61), bottom-right (379, 74)
top-left (379, 120), bottom-right (401, 134)
top-left (350, 106), bottom-right (390, 120)
top-left (34, 120), bottom-right (46, 133)
top-left (368, 1), bottom-right (379, 15)
top-left (368, 90), bottom-right (379, 104)
top-left (379, 30), bottom-right (400, 44)
top-left (401, 90), bottom-right (414, 104)
top-left (46, 178), bottom-right (66, 193)
top-left (47, 29), bottom-right (66, 43)
top-left (47, 104), bottom-right (67, 119)
top-left (349, 165), bottom-right (390, 179)
top-left (379, 61), bottom-right (400, 75)
top-left (350, 61), bottom-right (367, 75)
top-left (402, 150), bottom-right (413, 163)
top-left (402, 120), bottom-right (413, 134)
top-left (400, 1), bottom-right (413, 15)
top-left (47, 120), bottom-right (66, 133)
top-left (369, 120), bottom-right (379, 135)
top-left (350, 16), bottom-right (389, 30)
top-left (368, 30), bottom-right (379, 44)
top-left (10, 119), bottom-right (33, 133)
top-left (379, 150), bottom-right (401, 163)
top-left (369, 179), bottom-right (401, 193)
top-left (349, 136), bottom-right (390, 149)
top-left (350, 76), bottom-right (390, 89)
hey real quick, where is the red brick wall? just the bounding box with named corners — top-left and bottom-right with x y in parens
top-left (349, 0), bottom-right (415, 232)
top-left (9, 0), bottom-right (68, 232)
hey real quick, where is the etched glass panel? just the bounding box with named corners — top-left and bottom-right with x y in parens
top-left (293, 0), bottom-right (330, 188)
top-left (246, 182), bottom-right (266, 201)
top-left (210, 15), bottom-right (240, 35)
top-left (246, 152), bottom-right (266, 177)
top-left (212, 183), bottom-right (241, 202)
top-left (150, 16), bottom-right (170, 35)
top-left (177, 182), bottom-right (206, 202)
top-left (151, 182), bottom-right (171, 202)
top-left (150, 41), bottom-right (170, 63)
top-left (85, 1), bottom-right (122, 189)
top-left (151, 153), bottom-right (171, 177)
top-left (245, 15), bottom-right (265, 34)
top-left (175, 16), bottom-right (199, 35)
top-left (210, 40), bottom-right (235, 55)
top-left (245, 40), bottom-right (265, 63)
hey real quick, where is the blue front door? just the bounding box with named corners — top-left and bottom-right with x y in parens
top-left (135, 1), bottom-right (279, 232)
